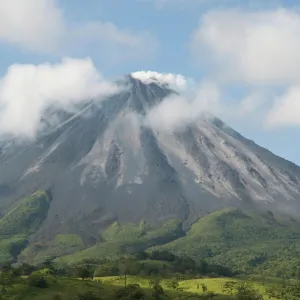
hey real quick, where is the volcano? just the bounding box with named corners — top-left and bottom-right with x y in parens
top-left (1, 75), bottom-right (300, 244)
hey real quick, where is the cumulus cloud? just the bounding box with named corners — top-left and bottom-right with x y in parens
top-left (0, 0), bottom-right (157, 60)
top-left (131, 71), bottom-right (188, 90)
top-left (191, 9), bottom-right (300, 85)
top-left (0, 58), bottom-right (120, 138)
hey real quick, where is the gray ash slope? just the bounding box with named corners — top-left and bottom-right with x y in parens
top-left (1, 75), bottom-right (300, 241)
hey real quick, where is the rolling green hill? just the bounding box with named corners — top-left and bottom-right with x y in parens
top-left (2, 193), bottom-right (300, 279)
top-left (151, 208), bottom-right (300, 277)
top-left (0, 190), bottom-right (51, 263)
top-left (53, 208), bottom-right (300, 278)
top-left (0, 190), bottom-right (51, 237)
top-left (19, 234), bottom-right (85, 265)
top-left (55, 219), bottom-right (183, 265)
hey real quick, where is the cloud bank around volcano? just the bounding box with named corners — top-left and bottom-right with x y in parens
top-left (0, 58), bottom-right (120, 139)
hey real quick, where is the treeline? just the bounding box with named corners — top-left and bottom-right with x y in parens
top-left (0, 261), bottom-right (263, 300)
top-left (64, 250), bottom-right (234, 278)
top-left (1, 250), bottom-right (233, 280)
top-left (2, 258), bottom-right (300, 299)
top-left (3, 261), bottom-right (300, 300)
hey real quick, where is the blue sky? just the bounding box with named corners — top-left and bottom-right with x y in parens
top-left (0, 0), bottom-right (300, 164)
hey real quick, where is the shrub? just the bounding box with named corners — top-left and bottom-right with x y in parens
top-left (166, 279), bottom-right (179, 290)
top-left (27, 274), bottom-right (48, 288)
top-left (115, 284), bottom-right (145, 300)
top-left (235, 283), bottom-right (263, 300)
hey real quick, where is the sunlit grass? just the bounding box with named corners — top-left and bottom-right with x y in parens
top-left (96, 275), bottom-right (272, 299)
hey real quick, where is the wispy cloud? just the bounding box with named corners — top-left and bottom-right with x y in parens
top-left (141, 0), bottom-right (283, 10)
top-left (144, 76), bottom-right (266, 133)
top-left (68, 23), bottom-right (158, 64)
top-left (146, 80), bottom-right (220, 131)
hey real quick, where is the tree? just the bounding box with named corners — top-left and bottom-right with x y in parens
top-left (199, 260), bottom-right (208, 274)
top-left (235, 282), bottom-right (263, 300)
top-left (19, 263), bottom-right (35, 276)
top-left (268, 280), bottom-right (300, 300)
top-left (27, 274), bottom-right (48, 288)
top-left (148, 278), bottom-right (160, 288)
top-left (175, 256), bottom-right (196, 273)
top-left (76, 266), bottom-right (94, 281)
top-left (115, 284), bottom-right (145, 300)
top-left (174, 273), bottom-right (184, 281)
top-left (0, 270), bottom-right (13, 293)
top-left (171, 279), bottom-right (179, 290)
top-left (118, 259), bottom-right (142, 286)
top-left (149, 250), bottom-right (175, 262)
top-left (119, 262), bottom-right (130, 287)
top-left (166, 279), bottom-right (179, 290)
top-left (222, 281), bottom-right (238, 295)
top-left (266, 286), bottom-right (283, 299)
top-left (201, 283), bottom-right (208, 293)
top-left (41, 258), bottom-right (54, 270)
top-left (0, 262), bottom-right (12, 273)
top-left (149, 279), bottom-right (164, 299)
top-left (94, 265), bottom-right (119, 277)
top-left (135, 251), bottom-right (148, 260)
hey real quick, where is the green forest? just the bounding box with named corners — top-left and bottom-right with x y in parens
top-left (1, 252), bottom-right (300, 299)
top-left (2, 192), bottom-right (300, 299)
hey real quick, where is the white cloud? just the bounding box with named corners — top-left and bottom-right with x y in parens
top-left (146, 80), bottom-right (221, 131)
top-left (131, 71), bottom-right (188, 90)
top-left (0, 58), bottom-right (120, 138)
top-left (145, 77), bottom-right (269, 132)
top-left (265, 86), bottom-right (300, 128)
top-left (191, 9), bottom-right (300, 85)
top-left (238, 92), bottom-right (266, 116)
top-left (0, 0), bottom-right (64, 52)
top-left (0, 0), bottom-right (157, 60)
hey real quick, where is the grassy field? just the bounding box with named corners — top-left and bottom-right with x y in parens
top-left (96, 275), bottom-right (274, 299)
top-left (3, 278), bottom-right (118, 300)
top-left (1, 276), bottom-right (241, 300)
